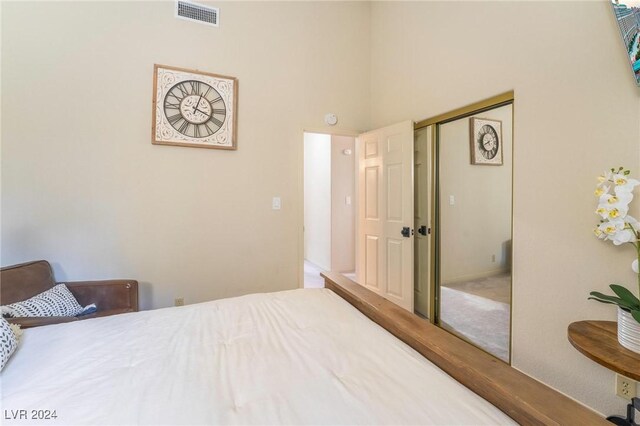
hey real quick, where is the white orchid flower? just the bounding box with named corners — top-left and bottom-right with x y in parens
top-left (596, 205), bottom-right (609, 218)
top-left (600, 191), bottom-right (633, 207)
top-left (613, 190), bottom-right (634, 206)
top-left (595, 186), bottom-right (610, 197)
top-left (627, 214), bottom-right (640, 228)
top-left (593, 169), bottom-right (640, 308)
top-left (608, 206), bottom-right (629, 220)
top-left (612, 228), bottom-right (635, 245)
top-left (600, 215), bottom-right (639, 245)
top-left (595, 204), bottom-right (628, 220)
top-left (593, 227), bottom-right (605, 239)
top-left (616, 178), bottom-right (640, 194)
top-left (599, 193), bottom-right (615, 204)
top-left (612, 217), bottom-right (627, 229)
top-left (599, 193), bottom-right (633, 222)
top-left (599, 219), bottom-right (624, 238)
top-left (613, 173), bottom-right (629, 186)
top-left (598, 171), bottom-right (613, 184)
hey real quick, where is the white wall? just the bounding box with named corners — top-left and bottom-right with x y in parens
top-left (1, 1), bottom-right (371, 309)
top-left (331, 135), bottom-right (356, 273)
top-left (440, 105), bottom-right (513, 283)
top-left (303, 133), bottom-right (355, 273)
top-left (304, 133), bottom-right (332, 270)
top-left (370, 0), bottom-right (640, 415)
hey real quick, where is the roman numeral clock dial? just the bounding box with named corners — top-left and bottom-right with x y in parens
top-left (163, 81), bottom-right (227, 138)
top-left (478, 125), bottom-right (499, 160)
top-left (152, 65), bottom-right (238, 150)
top-left (470, 117), bottom-right (503, 166)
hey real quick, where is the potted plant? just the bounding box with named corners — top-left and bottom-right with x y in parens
top-left (590, 167), bottom-right (640, 353)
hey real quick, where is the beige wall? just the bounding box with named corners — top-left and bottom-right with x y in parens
top-left (1, 1), bottom-right (371, 309)
top-left (330, 135), bottom-right (355, 272)
top-left (440, 105), bottom-right (512, 283)
top-left (370, 0), bottom-right (640, 415)
top-left (304, 133), bottom-right (332, 270)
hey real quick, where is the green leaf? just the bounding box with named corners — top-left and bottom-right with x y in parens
top-left (589, 291), bottom-right (636, 309)
top-left (610, 284), bottom-right (640, 309)
top-left (632, 310), bottom-right (640, 324)
top-left (589, 291), bottom-right (622, 301)
top-left (588, 297), bottom-right (621, 306)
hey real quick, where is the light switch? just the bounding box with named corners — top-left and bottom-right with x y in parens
top-left (272, 197), bottom-right (281, 210)
top-left (345, 196), bottom-right (352, 205)
top-left (449, 195), bottom-right (455, 206)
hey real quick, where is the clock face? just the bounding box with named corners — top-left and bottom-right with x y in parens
top-left (478, 124), bottom-right (499, 159)
top-left (164, 80), bottom-right (227, 138)
top-left (153, 65), bottom-right (238, 150)
top-left (470, 118), bottom-right (502, 165)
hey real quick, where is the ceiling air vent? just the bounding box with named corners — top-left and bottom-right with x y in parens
top-left (175, 1), bottom-right (219, 27)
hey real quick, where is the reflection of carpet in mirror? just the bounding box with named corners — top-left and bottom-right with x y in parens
top-left (440, 286), bottom-right (510, 362)
top-left (442, 272), bottom-right (511, 304)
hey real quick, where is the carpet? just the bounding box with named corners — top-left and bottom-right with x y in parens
top-left (443, 272), bottom-right (511, 304)
top-left (440, 286), bottom-right (510, 362)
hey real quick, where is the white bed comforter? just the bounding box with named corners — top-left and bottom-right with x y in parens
top-left (1, 289), bottom-right (515, 425)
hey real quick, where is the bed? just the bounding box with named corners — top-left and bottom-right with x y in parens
top-left (3, 271), bottom-right (608, 426)
top-left (1, 287), bottom-right (516, 425)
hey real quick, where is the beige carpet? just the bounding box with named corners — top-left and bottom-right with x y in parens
top-left (440, 272), bottom-right (511, 362)
top-left (443, 272), bottom-right (511, 304)
top-left (440, 286), bottom-right (510, 362)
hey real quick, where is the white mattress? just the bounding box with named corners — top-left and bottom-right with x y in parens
top-left (1, 289), bottom-right (516, 425)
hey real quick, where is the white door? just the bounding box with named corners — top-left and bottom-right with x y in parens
top-left (356, 121), bottom-right (414, 311)
top-left (414, 126), bottom-right (432, 318)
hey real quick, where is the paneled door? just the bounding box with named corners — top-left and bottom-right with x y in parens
top-left (356, 121), bottom-right (414, 312)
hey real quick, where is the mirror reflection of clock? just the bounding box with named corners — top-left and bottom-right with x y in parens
top-left (477, 124), bottom-right (499, 160)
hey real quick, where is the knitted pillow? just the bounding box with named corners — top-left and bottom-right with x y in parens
top-left (1, 284), bottom-right (84, 318)
top-left (0, 317), bottom-right (18, 371)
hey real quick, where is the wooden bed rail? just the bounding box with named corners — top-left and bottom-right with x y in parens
top-left (321, 272), bottom-right (607, 425)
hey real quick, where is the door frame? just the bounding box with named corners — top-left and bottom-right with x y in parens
top-left (298, 127), bottom-right (361, 289)
top-left (413, 90), bottom-right (515, 316)
top-left (414, 90), bottom-right (515, 363)
top-left (413, 125), bottom-right (435, 319)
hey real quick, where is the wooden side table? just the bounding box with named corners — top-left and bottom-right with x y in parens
top-left (568, 320), bottom-right (640, 381)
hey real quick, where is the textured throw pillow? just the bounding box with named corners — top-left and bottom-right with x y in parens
top-left (1, 317), bottom-right (18, 371)
top-left (1, 284), bottom-right (84, 318)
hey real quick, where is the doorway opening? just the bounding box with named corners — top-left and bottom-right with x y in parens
top-left (303, 132), bottom-right (356, 288)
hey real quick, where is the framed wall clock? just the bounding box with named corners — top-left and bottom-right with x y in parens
top-left (152, 64), bottom-right (238, 150)
top-left (470, 117), bottom-right (502, 166)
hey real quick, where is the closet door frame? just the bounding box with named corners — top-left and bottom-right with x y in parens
top-left (414, 91), bottom-right (514, 364)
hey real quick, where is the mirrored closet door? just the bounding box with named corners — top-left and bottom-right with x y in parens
top-left (436, 102), bottom-right (513, 363)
